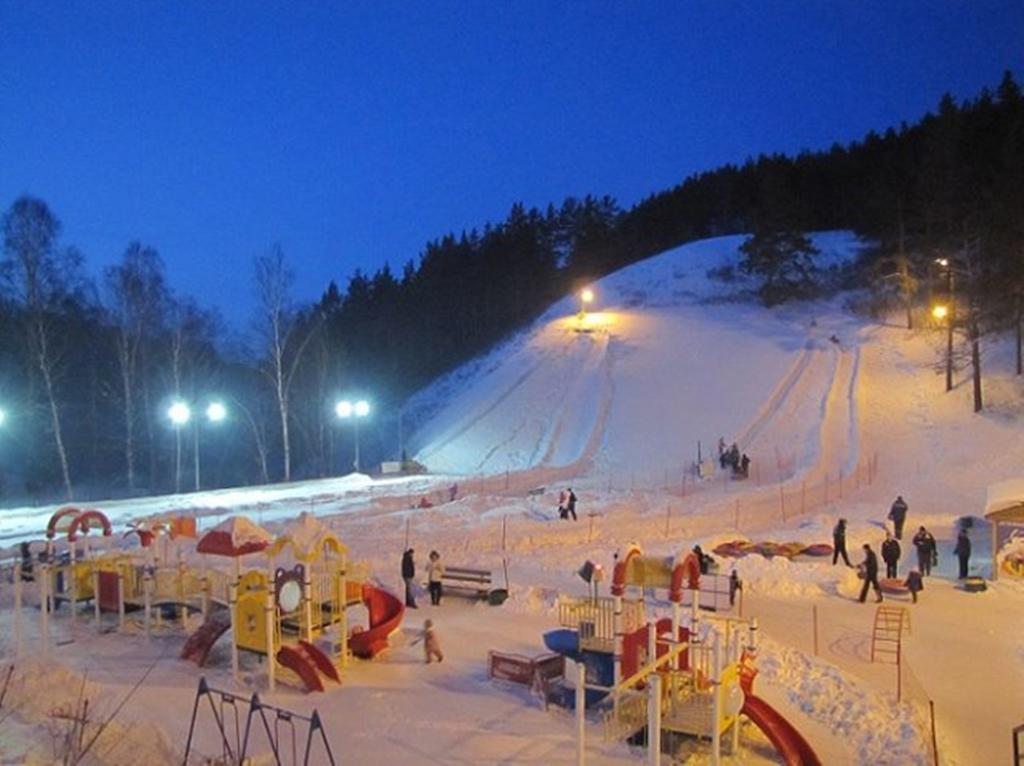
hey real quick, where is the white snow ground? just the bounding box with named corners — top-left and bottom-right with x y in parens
top-left (1, 231), bottom-right (1023, 765)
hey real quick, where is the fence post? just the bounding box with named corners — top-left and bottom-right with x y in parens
top-left (812, 605), bottom-right (819, 656)
top-left (929, 700), bottom-right (939, 766)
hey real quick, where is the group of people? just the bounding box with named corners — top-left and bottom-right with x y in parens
top-left (833, 495), bottom-right (975, 604)
top-left (401, 547), bottom-right (446, 664)
top-left (557, 488), bottom-right (578, 520)
top-left (717, 438), bottom-right (751, 479)
top-left (401, 547), bottom-right (446, 608)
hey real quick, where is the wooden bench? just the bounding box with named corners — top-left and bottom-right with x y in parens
top-left (442, 566), bottom-right (507, 605)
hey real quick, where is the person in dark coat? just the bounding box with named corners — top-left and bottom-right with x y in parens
top-left (904, 569), bottom-right (924, 603)
top-left (954, 529), bottom-right (971, 579)
top-left (401, 548), bottom-right (418, 608)
top-left (888, 496), bottom-right (908, 540)
top-left (881, 532), bottom-right (901, 579)
top-left (858, 544), bottom-right (883, 603)
top-left (912, 526), bottom-right (937, 576)
top-left (832, 518), bottom-right (852, 567)
top-left (738, 454), bottom-right (751, 479)
top-left (566, 488), bottom-right (578, 521)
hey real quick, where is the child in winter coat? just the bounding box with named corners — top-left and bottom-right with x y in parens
top-left (421, 619), bottom-right (443, 663)
top-left (904, 569), bottom-right (924, 603)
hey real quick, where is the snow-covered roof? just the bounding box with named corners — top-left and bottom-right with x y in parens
top-left (984, 479), bottom-right (1024, 522)
top-left (268, 511), bottom-right (346, 561)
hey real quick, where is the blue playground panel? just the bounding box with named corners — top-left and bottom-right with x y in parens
top-left (542, 629), bottom-right (613, 708)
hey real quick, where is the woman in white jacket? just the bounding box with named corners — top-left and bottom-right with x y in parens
top-left (427, 550), bottom-right (445, 605)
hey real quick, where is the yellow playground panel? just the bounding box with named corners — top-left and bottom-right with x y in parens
top-left (234, 570), bottom-right (278, 655)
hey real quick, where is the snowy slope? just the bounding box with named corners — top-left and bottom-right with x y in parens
top-left (407, 232), bottom-right (865, 481)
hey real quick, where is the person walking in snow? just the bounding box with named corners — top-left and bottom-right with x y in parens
top-left (427, 550), bottom-right (445, 605)
top-left (858, 543), bottom-right (883, 603)
top-left (566, 488), bottom-right (578, 521)
top-left (738, 453), bottom-right (751, 479)
top-left (904, 569), bottom-right (924, 603)
top-left (557, 489), bottom-right (569, 520)
top-left (888, 496), bottom-right (909, 540)
top-left (954, 529), bottom-right (971, 579)
top-left (881, 532), bottom-right (901, 579)
top-left (415, 618), bottom-right (444, 663)
top-left (912, 526), bottom-right (937, 576)
top-left (832, 518), bottom-right (852, 567)
top-left (401, 548), bottom-right (418, 608)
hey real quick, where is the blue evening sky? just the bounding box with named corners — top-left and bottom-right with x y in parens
top-left (2, 1), bottom-right (1022, 328)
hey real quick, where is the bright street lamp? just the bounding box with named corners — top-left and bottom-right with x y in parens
top-left (931, 304), bottom-right (948, 320)
top-left (167, 401), bottom-right (192, 492)
top-left (168, 401), bottom-right (192, 426)
top-left (335, 399), bottom-right (371, 472)
top-left (0, 408), bottom-right (6, 427)
top-left (206, 401), bottom-right (227, 423)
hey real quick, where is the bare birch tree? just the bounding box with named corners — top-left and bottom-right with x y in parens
top-left (253, 244), bottom-right (319, 482)
top-left (1, 197), bottom-right (80, 499)
top-left (105, 243), bottom-right (168, 490)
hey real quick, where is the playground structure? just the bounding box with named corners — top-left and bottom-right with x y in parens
top-left (15, 508), bottom-right (400, 694)
top-left (491, 543), bottom-right (819, 766)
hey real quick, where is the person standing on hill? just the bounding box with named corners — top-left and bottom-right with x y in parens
top-left (566, 488), bottom-right (578, 521)
top-left (557, 488), bottom-right (569, 520)
top-left (401, 548), bottom-right (418, 608)
top-left (832, 518), bottom-right (852, 567)
top-left (912, 526), bottom-right (937, 576)
top-left (858, 544), bottom-right (883, 603)
top-left (888, 496), bottom-right (909, 540)
top-left (427, 550), bottom-right (445, 605)
top-left (881, 532), bottom-right (901, 579)
top-left (954, 529), bottom-right (972, 579)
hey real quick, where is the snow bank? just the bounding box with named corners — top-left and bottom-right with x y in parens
top-left (758, 638), bottom-right (932, 766)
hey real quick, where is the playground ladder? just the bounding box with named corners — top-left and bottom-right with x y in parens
top-left (870, 605), bottom-right (909, 664)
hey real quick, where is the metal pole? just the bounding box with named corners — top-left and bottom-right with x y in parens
top-left (945, 266), bottom-right (954, 392)
top-left (93, 565), bottom-right (101, 631)
top-left (118, 568), bottom-right (125, 633)
top-left (354, 418), bottom-right (361, 472)
top-left (14, 562), bottom-right (23, 656)
top-left (40, 563), bottom-right (50, 656)
top-left (613, 594), bottom-right (623, 711)
top-left (648, 672), bottom-right (661, 766)
top-left (711, 630), bottom-right (722, 766)
top-left (266, 589), bottom-right (276, 691)
top-left (576, 661), bottom-right (586, 766)
top-left (229, 581), bottom-right (238, 679)
top-left (194, 418), bottom-right (201, 491)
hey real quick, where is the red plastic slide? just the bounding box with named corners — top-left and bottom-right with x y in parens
top-left (740, 662), bottom-right (822, 766)
top-left (180, 611), bottom-right (231, 666)
top-left (277, 642), bottom-right (340, 693)
top-left (349, 584), bottom-right (405, 659)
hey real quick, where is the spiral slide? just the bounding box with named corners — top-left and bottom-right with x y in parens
top-left (740, 664), bottom-right (821, 766)
top-left (349, 584), bottom-right (405, 659)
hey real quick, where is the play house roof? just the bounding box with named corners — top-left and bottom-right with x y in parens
top-left (268, 512), bottom-right (346, 561)
top-left (196, 516), bottom-right (272, 557)
top-left (984, 479), bottom-right (1024, 523)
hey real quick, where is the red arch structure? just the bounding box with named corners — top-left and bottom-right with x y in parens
top-left (669, 553), bottom-right (701, 603)
top-left (46, 507), bottom-right (112, 543)
top-left (67, 510), bottom-right (112, 542)
top-left (46, 507), bottom-right (84, 540)
top-left (611, 546), bottom-right (701, 603)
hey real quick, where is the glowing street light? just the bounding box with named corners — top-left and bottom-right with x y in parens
top-left (0, 408), bottom-right (6, 427)
top-left (168, 401), bottom-right (192, 426)
top-left (335, 399), bottom-right (371, 472)
top-left (931, 304), bottom-right (948, 320)
top-left (206, 401), bottom-right (227, 423)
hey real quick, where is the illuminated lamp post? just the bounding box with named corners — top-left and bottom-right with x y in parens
top-left (167, 401), bottom-right (191, 493)
top-left (335, 399), bottom-right (371, 473)
top-left (192, 401), bottom-right (227, 491)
